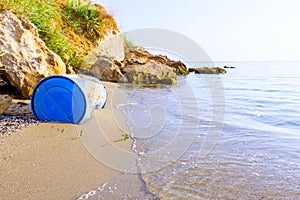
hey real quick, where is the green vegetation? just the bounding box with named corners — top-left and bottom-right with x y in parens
top-left (123, 35), bottom-right (134, 52)
top-left (101, 132), bottom-right (130, 147)
top-left (113, 132), bottom-right (130, 143)
top-left (0, 0), bottom-right (118, 70)
top-left (71, 136), bottom-right (80, 140)
top-left (65, 0), bottom-right (103, 40)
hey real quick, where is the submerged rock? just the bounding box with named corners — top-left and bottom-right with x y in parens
top-left (0, 94), bottom-right (12, 115)
top-left (0, 10), bottom-right (66, 98)
top-left (189, 67), bottom-right (227, 74)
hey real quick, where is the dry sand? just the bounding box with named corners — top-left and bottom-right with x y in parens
top-left (0, 82), bottom-right (135, 200)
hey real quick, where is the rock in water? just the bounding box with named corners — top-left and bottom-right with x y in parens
top-left (124, 63), bottom-right (178, 85)
top-left (188, 67), bottom-right (227, 74)
top-left (0, 94), bottom-right (12, 115)
top-left (0, 10), bottom-right (66, 98)
top-left (224, 66), bottom-right (235, 69)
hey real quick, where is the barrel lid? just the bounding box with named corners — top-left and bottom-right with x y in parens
top-left (31, 76), bottom-right (86, 124)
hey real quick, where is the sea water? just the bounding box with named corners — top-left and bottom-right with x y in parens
top-left (80, 61), bottom-right (300, 199)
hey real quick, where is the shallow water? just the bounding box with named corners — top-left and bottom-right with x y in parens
top-left (79, 61), bottom-right (300, 199)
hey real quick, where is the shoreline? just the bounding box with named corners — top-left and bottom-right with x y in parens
top-left (0, 82), bottom-right (137, 200)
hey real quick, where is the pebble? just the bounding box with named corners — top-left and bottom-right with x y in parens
top-left (252, 172), bottom-right (260, 176)
top-left (0, 115), bottom-right (40, 136)
top-left (88, 190), bottom-right (96, 196)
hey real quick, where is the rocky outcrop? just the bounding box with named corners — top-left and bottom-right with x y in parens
top-left (82, 46), bottom-right (186, 85)
top-left (0, 94), bottom-right (12, 115)
top-left (123, 47), bottom-right (189, 75)
top-left (123, 63), bottom-right (177, 85)
top-left (113, 47), bottom-right (189, 84)
top-left (82, 31), bottom-right (125, 70)
top-left (79, 30), bottom-right (127, 82)
top-left (81, 56), bottom-right (125, 82)
top-left (0, 10), bottom-right (66, 98)
top-left (189, 67), bottom-right (227, 74)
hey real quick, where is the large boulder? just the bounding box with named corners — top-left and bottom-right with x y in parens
top-left (0, 94), bottom-right (12, 115)
top-left (81, 56), bottom-right (125, 82)
top-left (0, 10), bottom-right (66, 98)
top-left (123, 62), bottom-right (177, 85)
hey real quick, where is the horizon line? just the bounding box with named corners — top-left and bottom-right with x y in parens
top-left (186, 60), bottom-right (300, 63)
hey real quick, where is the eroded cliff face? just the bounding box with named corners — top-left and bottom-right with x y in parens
top-left (0, 10), bottom-right (66, 98)
top-left (82, 30), bottom-right (125, 70)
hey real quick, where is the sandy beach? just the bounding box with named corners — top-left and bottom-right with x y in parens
top-left (0, 82), bottom-right (134, 200)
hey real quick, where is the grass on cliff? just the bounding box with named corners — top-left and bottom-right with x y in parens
top-left (0, 0), bottom-right (118, 70)
top-left (123, 35), bottom-right (134, 52)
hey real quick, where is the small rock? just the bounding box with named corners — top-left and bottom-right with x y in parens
top-left (0, 94), bottom-right (12, 115)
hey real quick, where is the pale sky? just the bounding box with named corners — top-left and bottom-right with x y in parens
top-left (96, 0), bottom-right (300, 61)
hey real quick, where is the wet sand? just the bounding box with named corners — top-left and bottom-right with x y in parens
top-left (0, 82), bottom-right (134, 200)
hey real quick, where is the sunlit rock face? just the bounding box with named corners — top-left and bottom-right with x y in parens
top-left (0, 10), bottom-right (66, 98)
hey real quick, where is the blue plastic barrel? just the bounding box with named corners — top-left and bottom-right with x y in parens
top-left (31, 74), bottom-right (107, 124)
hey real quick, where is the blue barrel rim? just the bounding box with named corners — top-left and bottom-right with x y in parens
top-left (102, 87), bottom-right (108, 108)
top-left (31, 75), bottom-right (87, 124)
top-left (97, 84), bottom-right (108, 109)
